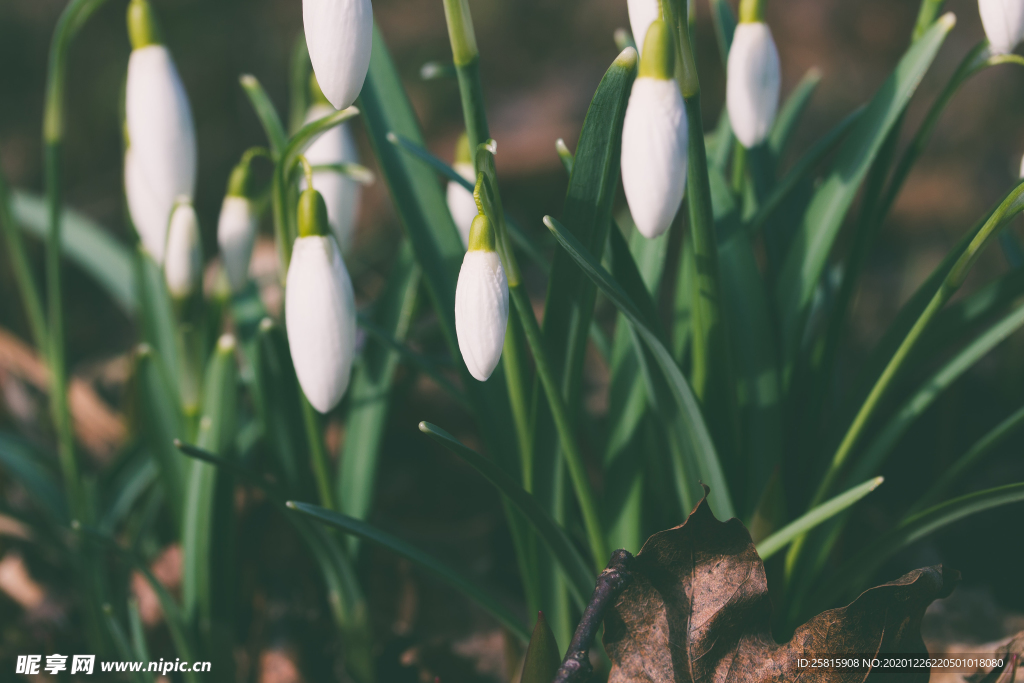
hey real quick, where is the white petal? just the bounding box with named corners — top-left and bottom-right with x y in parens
top-left (455, 250), bottom-right (509, 381)
top-left (125, 45), bottom-right (196, 238)
top-left (980, 0), bottom-right (1024, 54)
top-left (727, 22), bottom-right (781, 148)
top-left (164, 201), bottom-right (202, 298)
top-left (285, 235), bottom-right (357, 412)
top-left (301, 105), bottom-right (361, 253)
top-left (627, 0), bottom-right (659, 59)
top-left (304, 0), bottom-right (373, 110)
top-left (446, 162), bottom-right (478, 248)
top-left (124, 147), bottom-right (171, 263)
top-left (217, 196), bottom-right (258, 293)
top-left (621, 78), bottom-right (688, 239)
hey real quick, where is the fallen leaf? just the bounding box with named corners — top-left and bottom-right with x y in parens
top-left (604, 488), bottom-right (959, 682)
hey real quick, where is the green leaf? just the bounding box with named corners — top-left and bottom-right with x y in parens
top-left (287, 500), bottom-right (530, 641)
top-left (339, 243), bottom-right (421, 531)
top-left (12, 190), bottom-right (135, 315)
top-left (133, 345), bottom-right (185, 523)
top-left (848, 298), bottom-right (1024, 486)
top-left (240, 74), bottom-right (288, 158)
top-left (544, 215), bottom-right (735, 519)
top-left (768, 68), bottom-right (822, 159)
top-left (0, 432), bottom-right (68, 523)
top-left (182, 336), bottom-right (238, 629)
top-left (135, 250), bottom-right (181, 405)
top-left (707, 0), bottom-right (736, 65)
top-left (820, 482), bottom-right (1024, 605)
top-left (775, 15), bottom-right (954, 357)
top-left (530, 47), bottom-right (636, 507)
top-left (520, 611), bottom-right (562, 682)
top-left (756, 477), bottom-right (883, 560)
top-left (418, 422), bottom-right (594, 606)
top-left (708, 168), bottom-right (781, 511)
top-left (99, 449), bottom-right (158, 534)
top-left (102, 605), bottom-right (149, 683)
top-left (288, 35), bottom-right (311, 136)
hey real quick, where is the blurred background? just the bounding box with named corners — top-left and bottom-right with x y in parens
top-left (1, 0), bottom-right (1024, 680)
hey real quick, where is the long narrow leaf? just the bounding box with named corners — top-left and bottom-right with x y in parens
top-left (419, 421), bottom-right (594, 606)
top-left (756, 477), bottom-right (883, 560)
top-left (0, 432), bottom-right (68, 523)
top-left (240, 74), bottom-right (287, 157)
top-left (287, 501), bottom-right (529, 640)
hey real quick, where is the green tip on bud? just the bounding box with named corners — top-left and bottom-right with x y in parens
top-left (639, 20), bottom-right (675, 80)
top-left (738, 0), bottom-right (765, 23)
top-left (467, 213), bottom-right (496, 252)
top-left (226, 161), bottom-right (254, 198)
top-left (309, 72), bottom-right (330, 107)
top-left (297, 188), bottom-right (331, 238)
top-left (455, 132), bottom-right (472, 164)
top-left (127, 0), bottom-right (162, 49)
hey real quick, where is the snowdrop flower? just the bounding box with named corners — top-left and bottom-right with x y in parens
top-left (446, 133), bottom-right (478, 248)
top-left (164, 199), bottom-right (202, 299)
top-left (300, 79), bottom-right (361, 253)
top-left (124, 0), bottom-right (196, 264)
top-left (303, 0), bottom-right (373, 111)
top-left (727, 20), bottom-right (781, 148)
top-left (627, 0), bottom-right (660, 60)
top-left (285, 186), bottom-right (357, 413)
top-left (622, 20), bottom-right (688, 239)
top-left (217, 157), bottom-right (260, 293)
top-left (455, 213), bottom-right (508, 381)
top-left (980, 0), bottom-right (1024, 55)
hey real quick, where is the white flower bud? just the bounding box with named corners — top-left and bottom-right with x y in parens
top-left (447, 162), bottom-right (478, 248)
top-left (217, 196), bottom-right (258, 293)
top-left (621, 79), bottom-right (688, 239)
top-left (303, 0), bottom-right (373, 111)
top-left (627, 0), bottom-right (659, 60)
top-left (726, 22), bottom-right (781, 148)
top-left (125, 44), bottom-right (197, 263)
top-left (455, 215), bottom-right (508, 382)
top-left (164, 200), bottom-right (202, 299)
top-left (301, 104), bottom-right (361, 253)
top-left (980, 0), bottom-right (1024, 55)
top-left (285, 235), bottom-right (357, 413)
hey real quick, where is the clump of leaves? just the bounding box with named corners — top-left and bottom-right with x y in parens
top-left (554, 487), bottom-right (960, 683)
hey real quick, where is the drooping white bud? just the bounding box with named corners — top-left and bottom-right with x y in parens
top-left (217, 196), bottom-right (258, 293)
top-left (286, 188), bottom-right (357, 413)
top-left (164, 199), bottom-right (202, 299)
top-left (300, 104), bottom-right (361, 253)
top-left (627, 0), bottom-right (659, 60)
top-left (286, 235), bottom-right (357, 413)
top-left (447, 162), bottom-right (477, 248)
top-left (980, 0), bottom-right (1024, 55)
top-left (303, 0), bottom-right (373, 111)
top-left (726, 22), bottom-right (781, 148)
top-left (455, 215), bottom-right (508, 382)
top-left (125, 44), bottom-right (197, 263)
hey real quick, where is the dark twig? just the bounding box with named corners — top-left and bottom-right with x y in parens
top-left (554, 549), bottom-right (634, 683)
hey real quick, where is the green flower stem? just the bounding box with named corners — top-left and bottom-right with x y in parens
top-left (509, 285), bottom-right (609, 572)
top-left (301, 395), bottom-right (335, 510)
top-left (664, 0), bottom-right (739, 462)
top-left (0, 158), bottom-right (48, 350)
top-left (44, 0), bottom-right (113, 522)
top-left (442, 0), bottom-right (488, 155)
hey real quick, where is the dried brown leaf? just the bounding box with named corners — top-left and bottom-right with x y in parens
top-left (604, 489), bottom-right (959, 682)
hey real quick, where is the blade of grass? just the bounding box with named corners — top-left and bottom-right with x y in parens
top-left (768, 68), bottom-right (822, 159)
top-left (848, 298), bottom-right (1024, 486)
top-left (127, 600), bottom-right (155, 683)
top-left (756, 477), bottom-right (883, 560)
top-left (0, 432), bottom-right (68, 524)
top-left (288, 500), bottom-right (530, 640)
top-left (102, 605), bottom-right (149, 683)
top-left (544, 215), bottom-right (735, 518)
top-left (817, 482), bottom-right (1024, 607)
top-left (240, 74), bottom-right (287, 158)
top-left (775, 15), bottom-right (955, 358)
top-left (419, 422), bottom-right (593, 605)
top-left (133, 346), bottom-right (186, 524)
